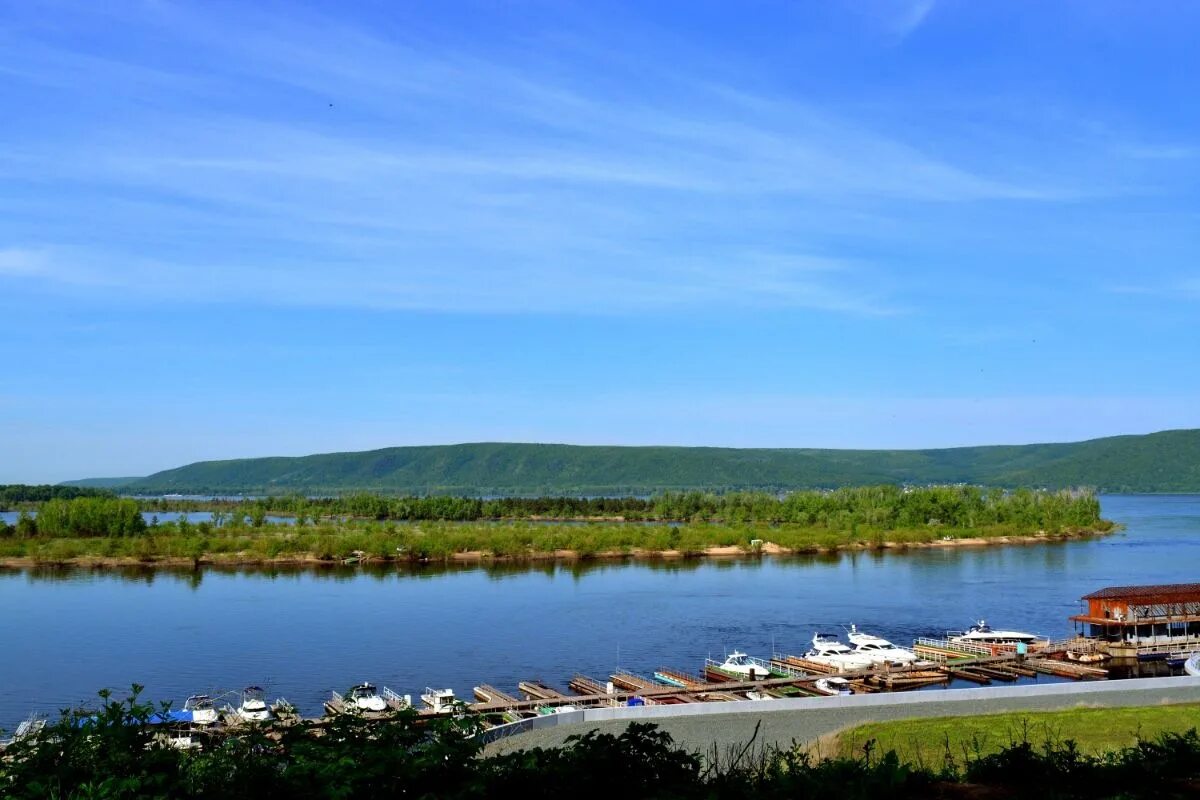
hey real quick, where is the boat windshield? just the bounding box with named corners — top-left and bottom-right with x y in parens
top-left (352, 686), bottom-right (377, 698)
top-left (727, 654), bottom-right (749, 666)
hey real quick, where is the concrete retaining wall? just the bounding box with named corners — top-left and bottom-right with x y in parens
top-left (484, 675), bottom-right (1200, 755)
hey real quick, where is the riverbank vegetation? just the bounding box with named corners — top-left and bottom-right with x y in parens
top-left (141, 485), bottom-right (1100, 526)
top-left (0, 487), bottom-right (1112, 566)
top-left (4, 689), bottom-right (1200, 799)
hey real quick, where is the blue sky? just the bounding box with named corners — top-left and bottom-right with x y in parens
top-left (2, 0), bottom-right (1199, 483)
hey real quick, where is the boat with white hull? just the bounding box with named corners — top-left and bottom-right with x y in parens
top-left (1184, 653), bottom-right (1200, 677)
top-left (846, 625), bottom-right (919, 666)
top-left (325, 683), bottom-right (408, 716)
top-left (805, 633), bottom-right (875, 672)
top-left (714, 651), bottom-right (771, 680)
top-left (183, 695), bottom-right (219, 726)
top-left (948, 620), bottom-right (1044, 648)
top-left (813, 677), bottom-right (853, 696)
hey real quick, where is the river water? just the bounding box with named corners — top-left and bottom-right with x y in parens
top-left (1, 494), bottom-right (1196, 731)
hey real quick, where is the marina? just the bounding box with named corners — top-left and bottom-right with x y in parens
top-left (0, 610), bottom-right (1146, 748)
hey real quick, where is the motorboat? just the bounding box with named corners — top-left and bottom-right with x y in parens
top-left (536, 705), bottom-right (578, 715)
top-left (333, 683), bottom-right (388, 714)
top-left (715, 651), bottom-right (771, 679)
top-left (948, 620), bottom-right (1043, 647)
top-left (813, 677), bottom-right (853, 696)
top-left (1, 713), bottom-right (47, 747)
top-left (846, 625), bottom-right (919, 666)
top-left (804, 633), bottom-right (876, 672)
top-left (421, 687), bottom-right (457, 713)
top-left (1184, 653), bottom-right (1200, 677)
top-left (183, 695), bottom-right (219, 726)
top-left (229, 686), bottom-right (271, 723)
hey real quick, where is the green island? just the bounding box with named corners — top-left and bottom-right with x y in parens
top-left (5, 688), bottom-right (1200, 799)
top-left (0, 485), bottom-right (1112, 568)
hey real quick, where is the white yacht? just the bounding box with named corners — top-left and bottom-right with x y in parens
top-left (716, 651), bottom-right (771, 679)
top-left (421, 687), bottom-right (457, 713)
top-left (1184, 653), bottom-right (1200, 677)
top-left (846, 625), bottom-right (919, 666)
top-left (813, 677), bottom-right (853, 696)
top-left (948, 620), bottom-right (1043, 647)
top-left (229, 686), bottom-right (271, 723)
top-left (340, 683), bottom-right (388, 713)
top-left (804, 633), bottom-right (875, 672)
top-left (183, 695), bottom-right (219, 726)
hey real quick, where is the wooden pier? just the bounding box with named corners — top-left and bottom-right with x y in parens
top-left (473, 684), bottom-right (520, 705)
top-left (518, 681), bottom-right (568, 701)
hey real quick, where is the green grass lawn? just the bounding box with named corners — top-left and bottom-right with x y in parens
top-left (830, 705), bottom-right (1200, 767)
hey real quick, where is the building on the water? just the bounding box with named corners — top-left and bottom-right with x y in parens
top-left (1070, 583), bottom-right (1200, 659)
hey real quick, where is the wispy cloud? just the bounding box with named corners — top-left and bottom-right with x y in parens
top-left (892, 0), bottom-right (937, 41)
top-left (0, 248), bottom-right (50, 277)
top-left (0, 2), bottom-right (1144, 316)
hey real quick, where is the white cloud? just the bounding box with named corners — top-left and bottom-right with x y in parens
top-left (0, 248), bottom-right (49, 276)
top-left (0, 2), bottom-right (1113, 316)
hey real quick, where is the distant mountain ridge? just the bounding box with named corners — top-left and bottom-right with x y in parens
top-left (62, 429), bottom-right (1200, 495)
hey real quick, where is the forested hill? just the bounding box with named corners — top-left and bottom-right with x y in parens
top-left (62, 429), bottom-right (1200, 495)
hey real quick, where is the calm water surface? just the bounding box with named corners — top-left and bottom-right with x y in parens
top-left (2, 494), bottom-right (1197, 730)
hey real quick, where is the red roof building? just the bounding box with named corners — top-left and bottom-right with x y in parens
top-left (1071, 583), bottom-right (1200, 658)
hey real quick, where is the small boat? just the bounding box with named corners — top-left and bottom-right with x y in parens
top-left (183, 695), bottom-right (219, 726)
top-left (1184, 653), bottom-right (1200, 677)
top-left (714, 651), bottom-right (771, 680)
top-left (948, 620), bottom-right (1043, 647)
top-left (814, 677), bottom-right (853, 696)
top-left (327, 683), bottom-right (389, 715)
top-left (1, 713), bottom-right (47, 747)
top-left (536, 705), bottom-right (578, 715)
top-left (1066, 650), bottom-right (1110, 664)
top-left (228, 686), bottom-right (272, 723)
top-left (744, 690), bottom-right (774, 701)
top-left (846, 625), bottom-right (919, 666)
top-left (421, 687), bottom-right (457, 713)
top-left (805, 633), bottom-right (876, 672)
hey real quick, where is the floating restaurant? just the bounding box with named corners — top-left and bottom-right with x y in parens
top-left (1071, 582), bottom-right (1200, 659)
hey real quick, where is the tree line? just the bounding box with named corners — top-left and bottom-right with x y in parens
top-left (142, 485), bottom-right (1103, 529)
top-left (1, 486), bottom-right (1103, 538)
top-left (0, 484), bottom-right (114, 507)
top-left (1, 498), bottom-right (145, 538)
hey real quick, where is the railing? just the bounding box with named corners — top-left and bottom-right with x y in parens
top-left (913, 637), bottom-right (993, 660)
top-left (753, 655), bottom-right (807, 678)
top-left (1042, 637), bottom-right (1098, 654)
top-left (381, 687), bottom-right (410, 709)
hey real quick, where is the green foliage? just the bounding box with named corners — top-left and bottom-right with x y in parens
top-left (3, 485), bottom-right (1107, 565)
top-left (0, 484), bottom-right (114, 508)
top-left (80, 429), bottom-right (1200, 494)
top-left (7, 689), bottom-right (1200, 799)
top-left (31, 498), bottom-right (146, 537)
top-left (139, 485), bottom-right (1105, 529)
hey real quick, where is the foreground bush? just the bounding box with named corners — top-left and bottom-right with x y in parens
top-left (5, 688), bottom-right (1199, 798)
